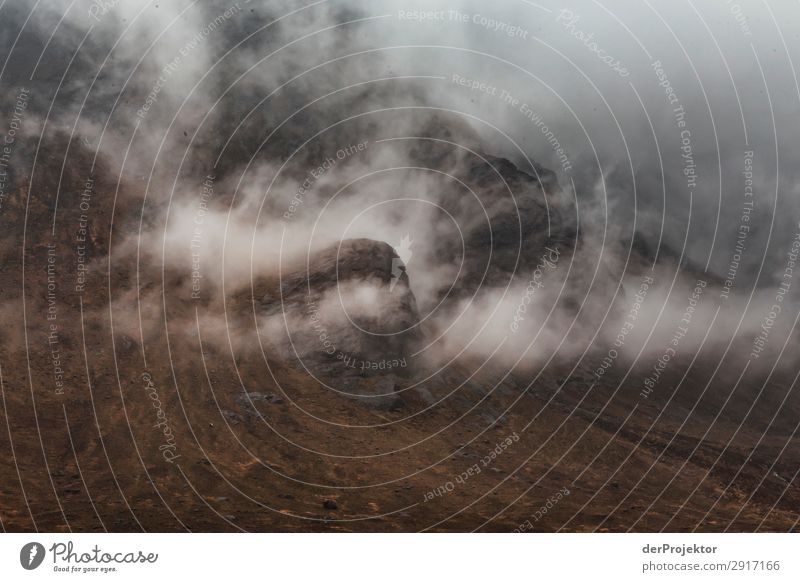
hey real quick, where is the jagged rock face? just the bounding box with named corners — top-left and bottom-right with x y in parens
top-left (397, 145), bottom-right (576, 304)
top-left (455, 154), bottom-right (574, 292)
top-left (260, 238), bottom-right (421, 408)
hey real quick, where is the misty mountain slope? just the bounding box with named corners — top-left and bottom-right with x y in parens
top-left (2, 0), bottom-right (800, 536)
top-left (0, 117), bottom-right (797, 534)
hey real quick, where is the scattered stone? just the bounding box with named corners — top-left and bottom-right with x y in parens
top-left (236, 392), bottom-right (285, 409)
top-left (222, 410), bottom-right (244, 424)
top-left (118, 334), bottom-right (136, 352)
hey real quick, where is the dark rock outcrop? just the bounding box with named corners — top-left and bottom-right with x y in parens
top-left (260, 238), bottom-right (422, 408)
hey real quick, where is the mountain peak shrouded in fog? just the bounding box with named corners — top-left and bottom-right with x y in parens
top-left (1, 0), bottom-right (799, 539)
